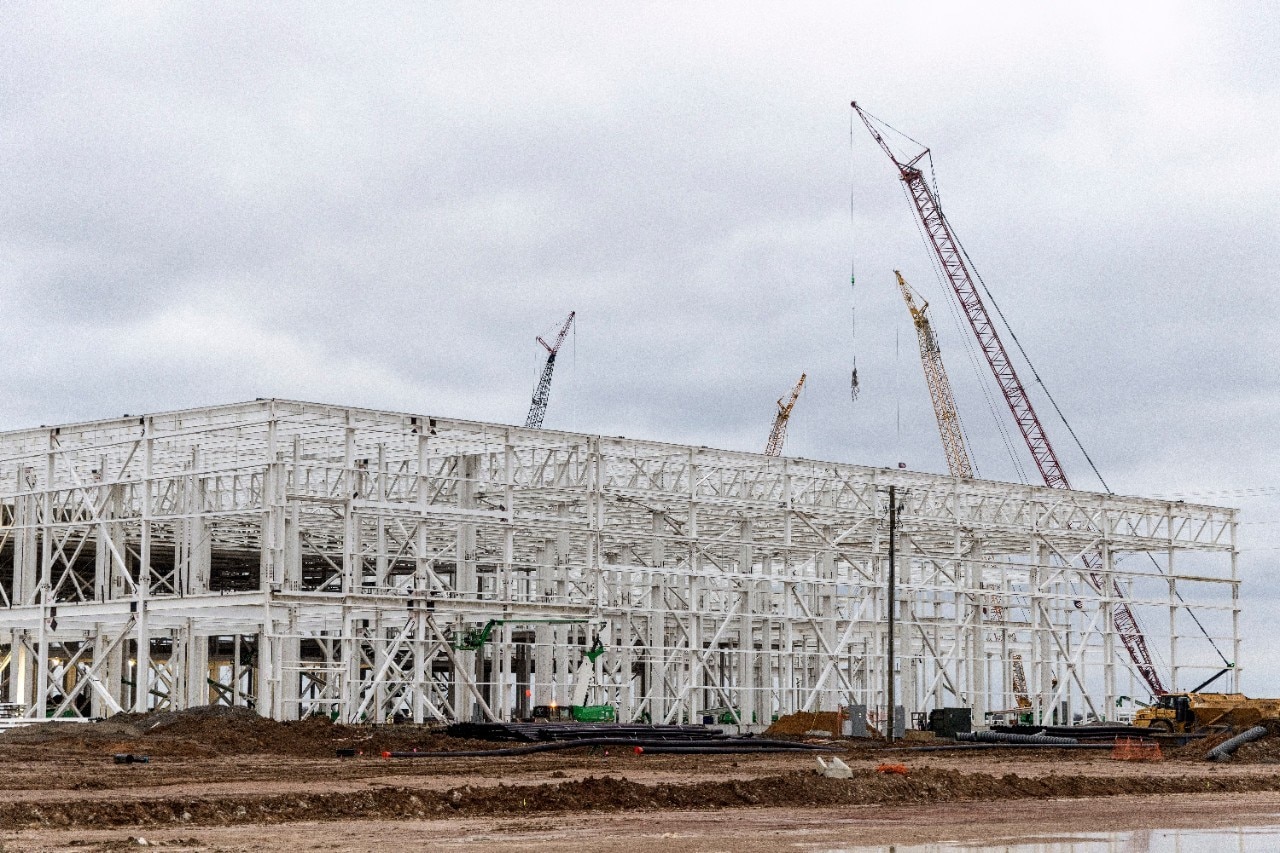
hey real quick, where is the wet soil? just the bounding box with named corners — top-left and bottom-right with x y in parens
top-left (0, 706), bottom-right (494, 759)
top-left (7, 794), bottom-right (1280, 852)
top-left (3, 707), bottom-right (1280, 848)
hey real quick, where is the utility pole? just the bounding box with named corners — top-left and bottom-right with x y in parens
top-left (887, 484), bottom-right (897, 744)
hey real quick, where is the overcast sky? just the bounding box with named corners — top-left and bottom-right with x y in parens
top-left (3, 2), bottom-right (1278, 694)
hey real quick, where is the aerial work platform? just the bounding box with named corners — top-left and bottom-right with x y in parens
top-left (0, 399), bottom-right (1239, 725)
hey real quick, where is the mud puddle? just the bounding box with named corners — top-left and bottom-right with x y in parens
top-left (834, 823), bottom-right (1280, 851)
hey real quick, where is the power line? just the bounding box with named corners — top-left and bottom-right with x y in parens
top-left (1159, 486), bottom-right (1280, 499)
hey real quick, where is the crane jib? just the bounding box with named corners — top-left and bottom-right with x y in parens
top-left (896, 271), bottom-right (974, 482)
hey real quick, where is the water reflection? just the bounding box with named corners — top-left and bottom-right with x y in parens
top-left (826, 824), bottom-right (1280, 852)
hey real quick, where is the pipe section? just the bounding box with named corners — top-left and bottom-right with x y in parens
top-left (1206, 726), bottom-right (1267, 762)
top-left (377, 737), bottom-right (840, 759)
top-left (956, 730), bottom-right (1078, 745)
top-left (903, 743), bottom-right (1111, 752)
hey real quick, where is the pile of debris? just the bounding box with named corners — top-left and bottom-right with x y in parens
top-left (764, 711), bottom-right (845, 738)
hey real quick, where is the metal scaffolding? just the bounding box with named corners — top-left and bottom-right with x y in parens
top-left (0, 399), bottom-right (1240, 727)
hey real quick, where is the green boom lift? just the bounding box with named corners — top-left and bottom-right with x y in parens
top-left (449, 619), bottom-right (614, 722)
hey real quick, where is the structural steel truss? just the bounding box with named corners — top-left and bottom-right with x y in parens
top-left (0, 400), bottom-right (1240, 727)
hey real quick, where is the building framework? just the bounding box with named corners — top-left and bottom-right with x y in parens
top-left (0, 400), bottom-right (1240, 726)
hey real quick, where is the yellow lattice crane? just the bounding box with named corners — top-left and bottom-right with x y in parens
top-left (896, 270), bottom-right (1030, 710)
top-left (895, 271), bottom-right (974, 480)
top-left (764, 373), bottom-right (806, 457)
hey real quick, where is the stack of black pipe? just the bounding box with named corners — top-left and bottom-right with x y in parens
top-left (447, 722), bottom-right (722, 743)
top-left (990, 724), bottom-right (1154, 740)
top-left (957, 730), bottom-right (1078, 745)
top-left (377, 722), bottom-right (839, 758)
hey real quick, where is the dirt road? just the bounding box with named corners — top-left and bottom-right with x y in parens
top-left (5, 793), bottom-right (1280, 851)
top-left (2, 708), bottom-right (1280, 851)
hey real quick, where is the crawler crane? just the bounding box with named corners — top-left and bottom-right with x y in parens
top-left (525, 311), bottom-right (576, 429)
top-left (896, 270), bottom-right (1031, 712)
top-left (765, 373), bottom-right (806, 457)
top-left (855, 101), bottom-right (1166, 696)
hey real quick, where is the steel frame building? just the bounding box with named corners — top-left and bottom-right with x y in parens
top-left (0, 400), bottom-right (1240, 727)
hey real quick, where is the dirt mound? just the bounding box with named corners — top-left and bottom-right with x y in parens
top-left (1228, 723), bottom-right (1280, 764)
top-left (4, 766), bottom-right (1280, 830)
top-left (0, 717), bottom-right (145, 744)
top-left (765, 711), bottom-right (845, 738)
top-left (0, 706), bottom-right (488, 758)
top-left (131, 703), bottom-right (262, 731)
top-left (1165, 733), bottom-right (1229, 760)
top-left (1164, 722), bottom-right (1280, 763)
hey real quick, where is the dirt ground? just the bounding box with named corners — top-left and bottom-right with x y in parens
top-left (2, 708), bottom-right (1280, 851)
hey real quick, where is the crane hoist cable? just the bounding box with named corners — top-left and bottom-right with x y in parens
top-left (524, 311), bottom-right (575, 430)
top-left (850, 266), bottom-right (860, 402)
top-left (849, 112), bottom-right (862, 403)
top-left (765, 373), bottom-right (807, 457)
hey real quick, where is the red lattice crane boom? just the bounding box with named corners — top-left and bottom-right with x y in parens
top-left (854, 102), bottom-right (1166, 696)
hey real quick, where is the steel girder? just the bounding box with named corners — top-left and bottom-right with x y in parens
top-left (0, 400), bottom-right (1239, 727)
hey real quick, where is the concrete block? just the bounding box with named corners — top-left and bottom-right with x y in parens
top-left (815, 756), bottom-right (853, 779)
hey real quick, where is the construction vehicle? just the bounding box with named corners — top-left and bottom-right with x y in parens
top-left (764, 373), bottom-right (806, 457)
top-left (529, 635), bottom-right (614, 722)
top-left (701, 705), bottom-right (749, 725)
top-left (895, 270), bottom-right (1031, 717)
top-left (1132, 668), bottom-right (1280, 732)
top-left (450, 618), bottom-right (587, 651)
top-left (1134, 693), bottom-right (1280, 733)
top-left (856, 101), bottom-right (1167, 696)
top-left (450, 618), bottom-right (615, 723)
top-left (524, 311), bottom-right (575, 429)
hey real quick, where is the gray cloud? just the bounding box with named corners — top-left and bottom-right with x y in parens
top-left (2, 1), bottom-right (1277, 689)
